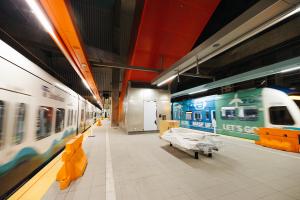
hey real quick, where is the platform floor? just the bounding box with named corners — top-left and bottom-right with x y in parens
top-left (43, 121), bottom-right (300, 200)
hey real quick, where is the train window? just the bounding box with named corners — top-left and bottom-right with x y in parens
top-left (67, 110), bottom-right (70, 126)
top-left (13, 103), bottom-right (26, 144)
top-left (238, 107), bottom-right (258, 121)
top-left (293, 100), bottom-right (300, 109)
top-left (67, 109), bottom-right (73, 126)
top-left (74, 110), bottom-right (77, 125)
top-left (194, 112), bottom-right (202, 121)
top-left (70, 110), bottom-right (73, 126)
top-left (212, 111), bottom-right (216, 120)
top-left (205, 111), bottom-right (210, 119)
top-left (81, 109), bottom-right (84, 121)
top-left (221, 107), bottom-right (236, 120)
top-left (186, 111), bottom-right (192, 120)
top-left (269, 106), bottom-right (294, 125)
top-left (70, 109), bottom-right (72, 126)
top-left (55, 108), bottom-right (65, 133)
top-left (36, 106), bottom-right (53, 140)
top-left (0, 101), bottom-right (5, 148)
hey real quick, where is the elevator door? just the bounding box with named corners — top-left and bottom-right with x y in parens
top-left (144, 100), bottom-right (157, 131)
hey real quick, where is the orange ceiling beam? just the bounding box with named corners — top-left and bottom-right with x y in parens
top-left (39, 0), bottom-right (102, 106)
top-left (129, 0), bottom-right (220, 82)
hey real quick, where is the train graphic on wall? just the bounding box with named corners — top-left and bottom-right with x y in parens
top-left (172, 87), bottom-right (300, 140)
top-left (0, 39), bottom-right (101, 198)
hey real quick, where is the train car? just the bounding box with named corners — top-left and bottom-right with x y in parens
top-left (172, 95), bottom-right (217, 133)
top-left (85, 100), bottom-right (94, 129)
top-left (0, 39), bottom-right (97, 198)
top-left (94, 107), bottom-right (102, 122)
top-left (172, 88), bottom-right (300, 140)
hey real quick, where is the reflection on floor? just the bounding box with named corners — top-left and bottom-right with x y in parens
top-left (43, 121), bottom-right (300, 200)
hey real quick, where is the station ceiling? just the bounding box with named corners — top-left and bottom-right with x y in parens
top-left (0, 0), bottom-right (299, 105)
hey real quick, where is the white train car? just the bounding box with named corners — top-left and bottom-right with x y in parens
top-left (0, 39), bottom-right (98, 198)
top-left (85, 100), bottom-right (95, 129)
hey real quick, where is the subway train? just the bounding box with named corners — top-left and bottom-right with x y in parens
top-left (172, 87), bottom-right (300, 140)
top-left (0, 39), bottom-right (101, 198)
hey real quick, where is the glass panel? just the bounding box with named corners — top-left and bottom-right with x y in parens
top-left (68, 109), bottom-right (71, 126)
top-left (194, 111), bottom-right (202, 121)
top-left (70, 110), bottom-right (73, 126)
top-left (55, 108), bottom-right (65, 133)
top-left (186, 111), bottom-right (192, 120)
top-left (293, 100), bottom-right (300, 109)
top-left (80, 109), bottom-right (84, 131)
top-left (13, 103), bottom-right (26, 144)
top-left (74, 111), bottom-right (77, 125)
top-left (81, 109), bottom-right (84, 121)
top-left (212, 111), bottom-right (216, 120)
top-left (269, 106), bottom-right (294, 125)
top-left (36, 106), bottom-right (53, 140)
top-left (221, 107), bottom-right (236, 120)
top-left (238, 107), bottom-right (258, 121)
top-left (205, 111), bottom-right (210, 119)
top-left (0, 101), bottom-right (5, 148)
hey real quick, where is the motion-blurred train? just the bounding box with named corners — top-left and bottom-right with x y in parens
top-left (0, 39), bottom-right (101, 198)
top-left (172, 87), bottom-right (300, 140)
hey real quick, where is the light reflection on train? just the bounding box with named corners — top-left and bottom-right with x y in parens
top-left (0, 39), bottom-right (101, 198)
top-left (172, 87), bottom-right (300, 140)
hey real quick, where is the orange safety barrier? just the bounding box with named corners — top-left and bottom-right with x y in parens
top-left (255, 128), bottom-right (300, 153)
top-left (56, 134), bottom-right (87, 189)
top-left (96, 119), bottom-right (102, 126)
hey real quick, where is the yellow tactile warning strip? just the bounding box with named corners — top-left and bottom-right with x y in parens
top-left (8, 152), bottom-right (63, 200)
top-left (8, 128), bottom-right (92, 200)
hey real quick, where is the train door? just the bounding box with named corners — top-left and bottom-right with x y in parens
top-left (211, 110), bottom-right (216, 133)
top-left (144, 100), bottom-right (157, 131)
top-left (83, 101), bottom-right (87, 131)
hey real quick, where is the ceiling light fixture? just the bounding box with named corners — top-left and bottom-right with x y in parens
top-left (26, 0), bottom-right (102, 107)
top-left (188, 88), bottom-right (208, 95)
top-left (153, 4), bottom-right (300, 86)
top-left (82, 79), bottom-right (94, 95)
top-left (25, 0), bottom-right (55, 36)
top-left (157, 74), bottom-right (177, 87)
top-left (280, 65), bottom-right (300, 73)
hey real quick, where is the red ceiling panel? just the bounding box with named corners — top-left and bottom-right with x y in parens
top-left (128, 0), bottom-right (220, 82)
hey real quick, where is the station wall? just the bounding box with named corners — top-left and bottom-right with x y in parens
top-left (120, 82), bottom-right (171, 133)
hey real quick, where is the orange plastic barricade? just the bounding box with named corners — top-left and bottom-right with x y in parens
top-left (255, 128), bottom-right (300, 153)
top-left (96, 119), bottom-right (102, 126)
top-left (56, 134), bottom-right (87, 189)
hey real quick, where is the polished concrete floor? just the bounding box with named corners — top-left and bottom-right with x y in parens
top-left (43, 121), bottom-right (300, 200)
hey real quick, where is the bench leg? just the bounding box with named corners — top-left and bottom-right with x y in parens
top-left (194, 152), bottom-right (199, 159)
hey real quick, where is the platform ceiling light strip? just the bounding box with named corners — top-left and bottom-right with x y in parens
top-left (280, 65), bottom-right (300, 73)
top-left (25, 0), bottom-right (82, 81)
top-left (172, 56), bottom-right (300, 98)
top-left (82, 79), bottom-right (94, 94)
top-left (26, 0), bottom-right (103, 108)
top-left (153, 1), bottom-right (300, 86)
top-left (25, 0), bottom-right (54, 35)
top-left (188, 88), bottom-right (208, 95)
top-left (39, 0), bottom-right (102, 106)
top-left (157, 75), bottom-right (177, 87)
